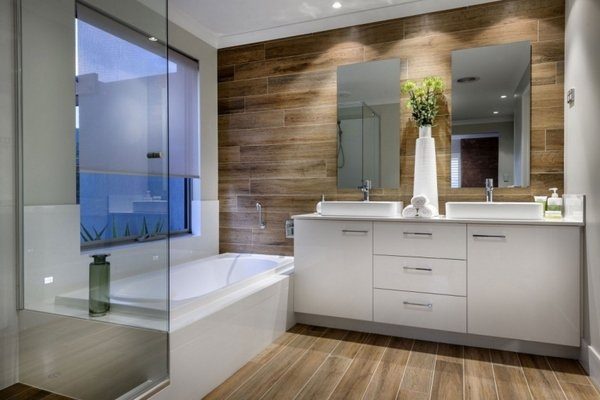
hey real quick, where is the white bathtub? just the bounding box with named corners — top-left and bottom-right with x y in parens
top-left (152, 253), bottom-right (295, 400)
top-left (57, 253), bottom-right (292, 327)
top-left (169, 253), bottom-right (293, 322)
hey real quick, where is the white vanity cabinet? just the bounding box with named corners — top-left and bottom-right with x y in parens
top-left (293, 215), bottom-right (582, 347)
top-left (293, 219), bottom-right (373, 321)
top-left (467, 224), bottom-right (581, 346)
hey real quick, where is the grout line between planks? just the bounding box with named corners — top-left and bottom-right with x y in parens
top-left (490, 349), bottom-right (501, 400)
top-left (515, 353), bottom-right (536, 400)
top-left (359, 336), bottom-right (392, 400)
top-left (394, 339), bottom-right (416, 400)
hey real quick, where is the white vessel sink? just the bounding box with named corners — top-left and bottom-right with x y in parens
top-left (445, 202), bottom-right (544, 220)
top-left (320, 201), bottom-right (403, 217)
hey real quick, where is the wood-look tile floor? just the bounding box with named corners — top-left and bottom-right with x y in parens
top-left (0, 383), bottom-right (72, 400)
top-left (205, 324), bottom-right (600, 400)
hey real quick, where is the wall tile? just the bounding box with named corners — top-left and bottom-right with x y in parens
top-left (218, 97), bottom-right (245, 115)
top-left (218, 78), bottom-right (268, 99)
top-left (218, 43), bottom-right (265, 66)
top-left (218, 124), bottom-right (337, 147)
top-left (235, 47), bottom-right (363, 80)
top-left (539, 16), bottom-right (565, 41)
top-left (218, 110), bottom-right (284, 130)
top-left (532, 63), bottom-right (557, 85)
top-left (546, 129), bottom-right (564, 151)
top-left (267, 70), bottom-right (336, 94)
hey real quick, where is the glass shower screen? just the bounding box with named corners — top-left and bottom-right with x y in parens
top-left (19, 0), bottom-right (169, 398)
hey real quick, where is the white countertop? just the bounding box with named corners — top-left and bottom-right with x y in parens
top-left (292, 213), bottom-right (585, 227)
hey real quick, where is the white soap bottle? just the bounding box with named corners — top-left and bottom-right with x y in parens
top-left (545, 188), bottom-right (563, 218)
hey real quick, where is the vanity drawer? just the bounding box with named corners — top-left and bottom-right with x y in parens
top-left (374, 256), bottom-right (466, 296)
top-left (374, 222), bottom-right (466, 259)
top-left (374, 289), bottom-right (466, 333)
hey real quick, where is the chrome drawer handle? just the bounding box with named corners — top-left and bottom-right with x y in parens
top-left (403, 232), bottom-right (433, 237)
top-left (403, 301), bottom-right (433, 309)
top-left (341, 229), bottom-right (369, 234)
top-left (472, 234), bottom-right (506, 239)
top-left (403, 266), bottom-right (433, 272)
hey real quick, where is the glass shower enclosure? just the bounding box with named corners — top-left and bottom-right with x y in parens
top-left (337, 102), bottom-right (382, 188)
top-left (18, 0), bottom-right (170, 398)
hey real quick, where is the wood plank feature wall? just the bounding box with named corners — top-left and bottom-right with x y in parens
top-left (218, 0), bottom-right (565, 255)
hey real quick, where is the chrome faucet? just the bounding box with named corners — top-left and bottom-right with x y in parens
top-left (256, 202), bottom-right (266, 229)
top-left (485, 178), bottom-right (494, 202)
top-left (358, 179), bottom-right (372, 202)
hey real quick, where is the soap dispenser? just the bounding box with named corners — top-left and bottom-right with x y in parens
top-left (545, 188), bottom-right (563, 218)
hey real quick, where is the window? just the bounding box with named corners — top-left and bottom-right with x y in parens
top-left (75, 5), bottom-right (200, 246)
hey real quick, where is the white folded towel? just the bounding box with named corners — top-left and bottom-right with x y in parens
top-left (402, 205), bottom-right (418, 218)
top-left (418, 204), bottom-right (438, 218)
top-left (411, 194), bottom-right (429, 209)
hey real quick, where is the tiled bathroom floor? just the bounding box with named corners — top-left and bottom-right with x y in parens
top-left (205, 324), bottom-right (600, 400)
top-left (0, 383), bottom-right (71, 400)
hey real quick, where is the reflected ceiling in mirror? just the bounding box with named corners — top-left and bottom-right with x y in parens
top-left (337, 58), bottom-right (401, 190)
top-left (451, 41), bottom-right (531, 189)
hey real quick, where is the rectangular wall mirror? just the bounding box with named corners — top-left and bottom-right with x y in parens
top-left (450, 41), bottom-right (531, 188)
top-left (336, 59), bottom-right (401, 189)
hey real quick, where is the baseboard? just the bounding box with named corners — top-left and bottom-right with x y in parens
top-left (296, 313), bottom-right (580, 359)
top-left (581, 339), bottom-right (600, 389)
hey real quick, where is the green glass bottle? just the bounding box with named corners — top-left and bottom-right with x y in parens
top-left (89, 254), bottom-right (111, 317)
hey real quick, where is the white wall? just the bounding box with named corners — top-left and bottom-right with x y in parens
top-left (564, 0), bottom-right (600, 386)
top-left (0, 0), bottom-right (18, 390)
top-left (21, 0), bottom-right (76, 206)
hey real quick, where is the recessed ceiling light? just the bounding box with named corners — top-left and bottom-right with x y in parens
top-left (148, 36), bottom-right (158, 42)
top-left (493, 111), bottom-right (499, 115)
top-left (456, 76), bottom-right (480, 83)
top-left (500, 95), bottom-right (508, 99)
top-left (332, 2), bottom-right (342, 9)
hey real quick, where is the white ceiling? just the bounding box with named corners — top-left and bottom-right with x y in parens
top-left (166, 0), bottom-right (502, 48)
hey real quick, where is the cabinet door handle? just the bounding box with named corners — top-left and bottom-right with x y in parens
top-left (472, 234), bottom-right (506, 239)
top-left (403, 266), bottom-right (433, 272)
top-left (341, 229), bottom-right (369, 234)
top-left (403, 232), bottom-right (433, 237)
top-left (403, 301), bottom-right (433, 309)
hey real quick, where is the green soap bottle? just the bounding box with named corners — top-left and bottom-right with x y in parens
top-left (545, 188), bottom-right (563, 218)
top-left (89, 254), bottom-right (111, 317)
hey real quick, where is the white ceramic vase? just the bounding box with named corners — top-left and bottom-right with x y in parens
top-left (419, 125), bottom-right (432, 138)
top-left (413, 125), bottom-right (439, 213)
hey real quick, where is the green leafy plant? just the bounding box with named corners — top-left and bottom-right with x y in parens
top-left (401, 76), bottom-right (445, 127)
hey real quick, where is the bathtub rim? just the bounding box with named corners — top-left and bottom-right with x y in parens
top-left (169, 252), bottom-right (294, 321)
